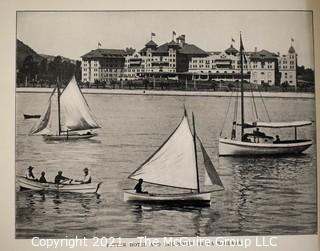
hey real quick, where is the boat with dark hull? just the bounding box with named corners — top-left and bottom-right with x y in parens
top-left (24, 114), bottom-right (41, 119)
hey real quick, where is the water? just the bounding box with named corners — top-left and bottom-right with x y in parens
top-left (15, 92), bottom-right (317, 238)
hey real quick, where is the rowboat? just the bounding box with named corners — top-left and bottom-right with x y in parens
top-left (24, 114), bottom-right (41, 119)
top-left (218, 34), bottom-right (312, 156)
top-left (29, 76), bottom-right (100, 140)
top-left (18, 176), bottom-right (102, 194)
top-left (124, 109), bottom-right (224, 205)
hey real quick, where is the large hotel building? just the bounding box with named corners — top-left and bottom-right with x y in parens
top-left (81, 34), bottom-right (297, 86)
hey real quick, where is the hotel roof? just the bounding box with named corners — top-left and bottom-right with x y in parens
top-left (250, 49), bottom-right (278, 60)
top-left (81, 49), bottom-right (127, 58)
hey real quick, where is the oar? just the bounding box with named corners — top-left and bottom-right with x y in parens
top-left (95, 182), bottom-right (102, 193)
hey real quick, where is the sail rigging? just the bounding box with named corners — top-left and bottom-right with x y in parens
top-left (128, 115), bottom-right (198, 190)
top-left (30, 77), bottom-right (100, 135)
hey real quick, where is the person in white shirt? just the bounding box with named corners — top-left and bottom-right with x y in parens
top-left (75, 168), bottom-right (91, 184)
top-left (26, 166), bottom-right (36, 180)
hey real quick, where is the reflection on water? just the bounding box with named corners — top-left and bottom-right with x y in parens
top-left (16, 93), bottom-right (317, 238)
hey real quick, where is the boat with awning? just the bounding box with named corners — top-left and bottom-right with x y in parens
top-left (218, 33), bottom-right (312, 156)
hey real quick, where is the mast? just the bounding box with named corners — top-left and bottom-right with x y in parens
top-left (57, 75), bottom-right (61, 136)
top-left (192, 112), bottom-right (200, 193)
top-left (240, 33), bottom-right (245, 141)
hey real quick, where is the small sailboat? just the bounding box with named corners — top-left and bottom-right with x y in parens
top-left (29, 76), bottom-right (100, 140)
top-left (18, 176), bottom-right (102, 194)
top-left (124, 110), bottom-right (224, 205)
top-left (218, 34), bottom-right (312, 156)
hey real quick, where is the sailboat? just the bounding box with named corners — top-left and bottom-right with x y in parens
top-left (29, 76), bottom-right (100, 140)
top-left (123, 110), bottom-right (224, 205)
top-left (218, 34), bottom-right (312, 156)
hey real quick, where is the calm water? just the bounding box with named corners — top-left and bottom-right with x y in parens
top-left (15, 92), bottom-right (317, 238)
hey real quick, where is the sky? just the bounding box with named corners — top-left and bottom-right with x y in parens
top-left (17, 11), bottom-right (314, 68)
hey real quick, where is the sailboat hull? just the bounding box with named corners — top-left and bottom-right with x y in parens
top-left (18, 177), bottom-right (102, 193)
top-left (123, 190), bottom-right (212, 205)
top-left (219, 138), bottom-right (312, 156)
top-left (43, 132), bottom-right (97, 140)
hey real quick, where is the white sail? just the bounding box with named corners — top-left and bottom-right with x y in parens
top-left (60, 77), bottom-right (100, 132)
top-left (29, 88), bottom-right (59, 135)
top-left (129, 115), bottom-right (198, 190)
top-left (199, 138), bottom-right (224, 188)
top-left (30, 77), bottom-right (100, 135)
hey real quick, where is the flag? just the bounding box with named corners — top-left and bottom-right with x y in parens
top-left (231, 38), bottom-right (235, 42)
top-left (291, 38), bottom-right (294, 42)
top-left (151, 32), bottom-right (156, 37)
top-left (173, 31), bottom-right (176, 36)
top-left (240, 34), bottom-right (244, 52)
top-left (98, 42), bottom-right (102, 47)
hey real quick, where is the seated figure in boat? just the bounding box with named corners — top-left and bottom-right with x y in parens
top-left (242, 133), bottom-right (251, 142)
top-left (26, 166), bottom-right (36, 180)
top-left (75, 168), bottom-right (92, 184)
top-left (273, 135), bottom-right (281, 144)
top-left (253, 128), bottom-right (266, 138)
top-left (134, 179), bottom-right (148, 194)
top-left (54, 171), bottom-right (71, 184)
top-left (39, 171), bottom-right (47, 183)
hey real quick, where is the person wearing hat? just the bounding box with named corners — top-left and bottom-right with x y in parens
top-left (54, 171), bottom-right (71, 184)
top-left (26, 166), bottom-right (36, 180)
top-left (75, 168), bottom-right (92, 184)
top-left (39, 171), bottom-right (47, 183)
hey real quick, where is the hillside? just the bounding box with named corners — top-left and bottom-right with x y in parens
top-left (16, 39), bottom-right (43, 69)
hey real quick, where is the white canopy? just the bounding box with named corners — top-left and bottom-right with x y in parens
top-left (252, 121), bottom-right (312, 128)
top-left (129, 115), bottom-right (198, 190)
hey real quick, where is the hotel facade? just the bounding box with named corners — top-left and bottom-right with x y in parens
top-left (81, 34), bottom-right (297, 86)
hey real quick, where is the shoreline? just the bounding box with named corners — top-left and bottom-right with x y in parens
top-left (16, 87), bottom-right (315, 99)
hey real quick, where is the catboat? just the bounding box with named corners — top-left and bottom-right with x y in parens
top-left (29, 76), bottom-right (100, 140)
top-left (18, 176), bottom-right (102, 194)
top-left (218, 34), bottom-right (312, 156)
top-left (24, 114), bottom-right (41, 119)
top-left (124, 110), bottom-right (224, 205)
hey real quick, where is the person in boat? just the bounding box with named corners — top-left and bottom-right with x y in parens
top-left (274, 135), bottom-right (281, 144)
top-left (26, 166), bottom-right (36, 180)
top-left (134, 178), bottom-right (148, 194)
top-left (231, 121), bottom-right (236, 140)
top-left (75, 168), bottom-right (92, 184)
top-left (242, 133), bottom-right (251, 142)
top-left (54, 171), bottom-right (71, 184)
top-left (253, 128), bottom-right (266, 138)
top-left (39, 171), bottom-right (47, 183)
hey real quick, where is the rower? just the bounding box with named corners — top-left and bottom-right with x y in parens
top-left (75, 168), bottom-right (92, 184)
top-left (39, 171), bottom-right (47, 183)
top-left (134, 178), bottom-right (148, 194)
top-left (26, 166), bottom-right (36, 180)
top-left (54, 171), bottom-right (71, 184)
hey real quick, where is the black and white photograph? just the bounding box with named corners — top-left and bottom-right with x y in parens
top-left (15, 10), bottom-right (317, 241)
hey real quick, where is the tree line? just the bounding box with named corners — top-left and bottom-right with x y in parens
top-left (17, 55), bottom-right (81, 86)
